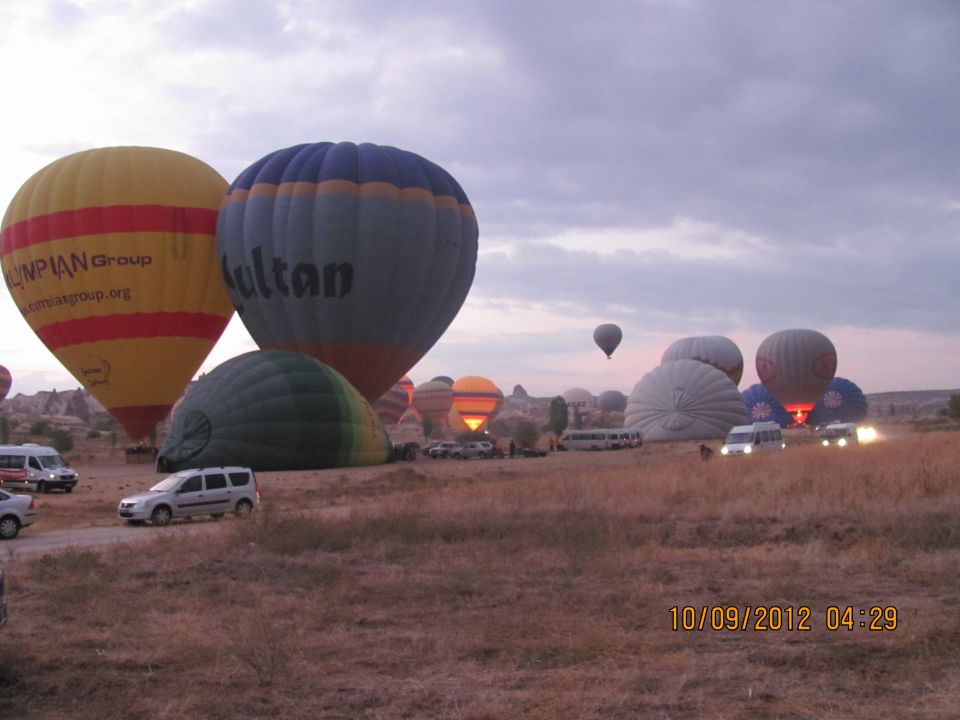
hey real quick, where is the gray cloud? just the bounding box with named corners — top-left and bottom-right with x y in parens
top-left (3, 0), bottom-right (955, 397)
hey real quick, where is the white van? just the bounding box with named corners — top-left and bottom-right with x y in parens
top-left (720, 422), bottom-right (786, 456)
top-left (820, 422), bottom-right (858, 447)
top-left (0, 444), bottom-right (79, 493)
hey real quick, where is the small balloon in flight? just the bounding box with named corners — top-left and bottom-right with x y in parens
top-left (593, 323), bottom-right (623, 359)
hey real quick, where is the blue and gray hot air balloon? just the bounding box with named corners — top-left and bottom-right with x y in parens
top-left (807, 377), bottom-right (868, 425)
top-left (741, 383), bottom-right (793, 427)
top-left (216, 142), bottom-right (478, 402)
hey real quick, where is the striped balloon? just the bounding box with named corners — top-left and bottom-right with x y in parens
top-left (447, 406), bottom-right (469, 432)
top-left (373, 380), bottom-right (410, 425)
top-left (413, 380), bottom-right (455, 424)
top-left (0, 364), bottom-right (11, 402)
top-left (1, 147), bottom-right (232, 439)
top-left (451, 376), bottom-right (501, 431)
top-left (398, 375), bottom-right (415, 405)
top-left (216, 142), bottom-right (478, 402)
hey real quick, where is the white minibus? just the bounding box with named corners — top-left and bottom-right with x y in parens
top-left (720, 422), bottom-right (786, 456)
top-left (0, 444), bottom-right (79, 493)
top-left (560, 429), bottom-right (642, 450)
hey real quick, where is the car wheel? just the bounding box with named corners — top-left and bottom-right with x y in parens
top-left (235, 499), bottom-right (254, 519)
top-left (0, 516), bottom-right (21, 540)
top-left (478, 452), bottom-right (487, 459)
top-left (151, 505), bottom-right (172, 527)
top-left (441, 451), bottom-right (449, 459)
top-left (37, 481), bottom-right (47, 493)
top-left (210, 513), bottom-right (225, 520)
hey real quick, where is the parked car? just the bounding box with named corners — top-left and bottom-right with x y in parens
top-left (117, 467), bottom-right (259, 526)
top-left (393, 441), bottom-right (421, 461)
top-left (420, 441), bottom-right (444, 457)
top-left (0, 489), bottom-right (38, 540)
top-left (454, 441), bottom-right (499, 459)
top-left (428, 442), bottom-right (463, 459)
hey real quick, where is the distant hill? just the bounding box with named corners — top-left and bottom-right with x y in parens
top-left (1, 388), bottom-right (107, 425)
top-left (862, 389), bottom-right (959, 420)
top-left (0, 384), bottom-right (955, 433)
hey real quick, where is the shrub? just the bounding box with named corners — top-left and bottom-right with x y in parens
top-left (512, 418), bottom-right (540, 448)
top-left (49, 428), bottom-right (74, 453)
top-left (30, 419), bottom-right (50, 435)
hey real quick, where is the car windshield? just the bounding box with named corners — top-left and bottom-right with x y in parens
top-left (725, 432), bottom-right (754, 444)
top-left (822, 427), bottom-right (852, 438)
top-left (150, 475), bottom-right (184, 492)
top-left (38, 454), bottom-right (67, 469)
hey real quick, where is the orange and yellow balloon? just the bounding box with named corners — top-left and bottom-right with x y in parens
top-left (0, 147), bottom-right (233, 439)
top-left (451, 375), bottom-right (501, 432)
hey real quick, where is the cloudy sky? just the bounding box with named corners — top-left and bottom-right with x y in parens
top-left (1, 0), bottom-right (957, 398)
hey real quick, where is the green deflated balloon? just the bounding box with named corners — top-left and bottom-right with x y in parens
top-left (158, 350), bottom-right (394, 471)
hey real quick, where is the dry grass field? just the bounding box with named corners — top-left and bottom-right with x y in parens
top-left (0, 426), bottom-right (958, 719)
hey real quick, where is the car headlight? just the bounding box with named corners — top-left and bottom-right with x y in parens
top-left (720, 447), bottom-right (729, 455)
top-left (48, 473), bottom-right (57, 480)
top-left (822, 440), bottom-right (829, 446)
top-left (743, 445), bottom-right (752, 454)
top-left (838, 438), bottom-right (847, 447)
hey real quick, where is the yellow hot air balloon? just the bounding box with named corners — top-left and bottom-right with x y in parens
top-left (451, 375), bottom-right (501, 432)
top-left (447, 406), bottom-right (470, 432)
top-left (0, 147), bottom-right (233, 439)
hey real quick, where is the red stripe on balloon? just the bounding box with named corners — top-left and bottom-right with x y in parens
top-left (1, 205), bottom-right (219, 255)
top-left (109, 405), bottom-right (174, 441)
top-left (37, 312), bottom-right (230, 351)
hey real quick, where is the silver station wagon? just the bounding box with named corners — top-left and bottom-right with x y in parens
top-left (118, 467), bottom-right (259, 526)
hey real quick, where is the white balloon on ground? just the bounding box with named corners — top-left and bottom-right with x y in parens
top-left (661, 335), bottom-right (744, 385)
top-left (625, 359), bottom-right (747, 441)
